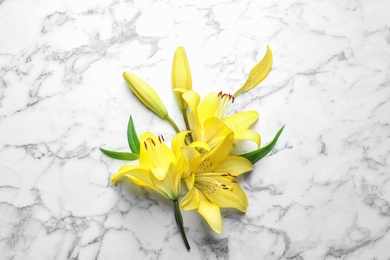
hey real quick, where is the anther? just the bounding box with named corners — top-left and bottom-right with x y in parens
top-left (218, 91), bottom-right (223, 97)
top-left (220, 174), bottom-right (228, 177)
top-left (158, 135), bottom-right (161, 143)
top-left (144, 141), bottom-right (148, 150)
top-left (161, 135), bottom-right (165, 142)
top-left (151, 139), bottom-right (156, 146)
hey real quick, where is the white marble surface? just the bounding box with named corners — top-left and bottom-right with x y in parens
top-left (1, 0), bottom-right (390, 259)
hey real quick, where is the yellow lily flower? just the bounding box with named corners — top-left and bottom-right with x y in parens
top-left (111, 131), bottom-right (191, 250)
top-left (182, 90), bottom-right (261, 149)
top-left (172, 46), bottom-right (192, 111)
top-left (123, 72), bottom-right (181, 133)
top-left (110, 132), bottom-right (184, 201)
top-left (233, 45), bottom-right (273, 97)
top-left (179, 118), bottom-right (253, 233)
top-left (123, 72), bottom-right (168, 119)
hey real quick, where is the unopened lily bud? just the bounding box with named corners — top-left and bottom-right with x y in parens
top-left (234, 46), bottom-right (273, 97)
top-left (172, 46), bottom-right (192, 110)
top-left (123, 72), bottom-right (168, 119)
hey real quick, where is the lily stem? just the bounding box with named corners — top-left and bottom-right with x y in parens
top-left (181, 110), bottom-right (194, 143)
top-left (166, 116), bottom-right (181, 133)
top-left (173, 200), bottom-right (190, 251)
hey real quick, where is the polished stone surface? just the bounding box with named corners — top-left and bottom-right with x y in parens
top-left (1, 0), bottom-right (390, 259)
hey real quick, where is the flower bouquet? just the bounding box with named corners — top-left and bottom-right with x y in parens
top-left (100, 46), bottom-right (283, 251)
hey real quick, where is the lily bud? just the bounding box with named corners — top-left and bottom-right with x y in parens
top-left (172, 46), bottom-right (192, 110)
top-left (123, 72), bottom-right (168, 119)
top-left (234, 46), bottom-right (273, 97)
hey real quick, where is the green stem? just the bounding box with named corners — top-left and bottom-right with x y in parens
top-left (166, 115), bottom-right (181, 133)
top-left (173, 200), bottom-right (190, 251)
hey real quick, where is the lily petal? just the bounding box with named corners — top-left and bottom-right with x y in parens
top-left (150, 163), bottom-right (182, 200)
top-left (181, 146), bottom-right (201, 180)
top-left (182, 90), bottom-right (200, 114)
top-left (198, 92), bottom-right (220, 123)
top-left (234, 46), bottom-right (273, 97)
top-left (197, 191), bottom-right (222, 234)
top-left (197, 176), bottom-right (248, 212)
top-left (209, 156), bottom-right (253, 176)
top-left (223, 111), bottom-right (259, 132)
top-left (110, 165), bottom-right (152, 186)
top-left (198, 118), bottom-right (233, 172)
top-left (180, 187), bottom-right (200, 210)
top-left (172, 130), bottom-right (190, 158)
top-left (139, 132), bottom-right (175, 180)
top-left (234, 129), bottom-right (261, 148)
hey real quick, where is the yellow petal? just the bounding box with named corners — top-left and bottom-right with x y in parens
top-left (180, 187), bottom-right (200, 210)
top-left (139, 132), bottom-right (175, 180)
top-left (172, 130), bottom-right (190, 158)
top-left (180, 146), bottom-right (201, 179)
top-left (123, 72), bottom-right (168, 119)
top-left (150, 163), bottom-right (182, 200)
top-left (223, 110), bottom-right (259, 132)
top-left (198, 92), bottom-right (220, 124)
top-left (172, 47), bottom-right (192, 110)
top-left (110, 165), bottom-right (151, 186)
top-left (183, 172), bottom-right (195, 190)
top-left (198, 118), bottom-right (233, 172)
top-left (182, 90), bottom-right (200, 114)
top-left (189, 141), bottom-right (210, 152)
top-left (197, 192), bottom-right (222, 234)
top-left (197, 176), bottom-right (248, 212)
top-left (210, 156), bottom-right (253, 176)
top-left (234, 129), bottom-right (261, 148)
top-left (234, 46), bottom-right (273, 97)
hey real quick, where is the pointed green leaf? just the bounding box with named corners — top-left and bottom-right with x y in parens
top-left (127, 115), bottom-right (140, 154)
top-left (99, 148), bottom-right (139, 160)
top-left (239, 125), bottom-right (285, 164)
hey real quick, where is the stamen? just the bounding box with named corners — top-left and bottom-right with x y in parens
top-left (215, 91), bottom-right (234, 118)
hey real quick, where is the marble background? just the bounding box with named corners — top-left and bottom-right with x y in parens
top-left (1, 0), bottom-right (389, 259)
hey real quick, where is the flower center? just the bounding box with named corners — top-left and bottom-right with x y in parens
top-left (215, 91), bottom-right (234, 118)
top-left (143, 135), bottom-right (165, 166)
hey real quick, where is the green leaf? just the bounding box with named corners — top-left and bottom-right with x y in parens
top-left (127, 115), bottom-right (140, 154)
top-left (239, 125), bottom-right (285, 164)
top-left (99, 148), bottom-right (139, 160)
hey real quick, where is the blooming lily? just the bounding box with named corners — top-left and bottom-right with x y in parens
top-left (110, 132), bottom-right (190, 250)
top-left (182, 90), bottom-right (261, 149)
top-left (179, 117), bottom-right (253, 234)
